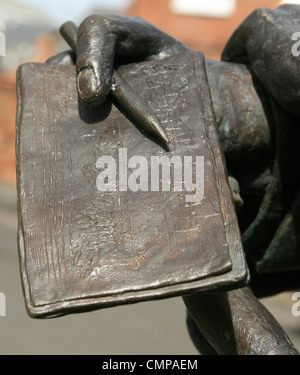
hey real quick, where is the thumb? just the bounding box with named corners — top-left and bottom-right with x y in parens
top-left (77, 15), bottom-right (117, 104)
top-left (61, 16), bottom-right (117, 105)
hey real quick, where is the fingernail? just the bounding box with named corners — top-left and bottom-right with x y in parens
top-left (77, 68), bottom-right (103, 104)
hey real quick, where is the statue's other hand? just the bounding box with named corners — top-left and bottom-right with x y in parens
top-left (47, 15), bottom-right (188, 105)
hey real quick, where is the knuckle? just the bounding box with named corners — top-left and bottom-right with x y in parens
top-left (248, 7), bottom-right (274, 23)
top-left (79, 14), bottom-right (114, 31)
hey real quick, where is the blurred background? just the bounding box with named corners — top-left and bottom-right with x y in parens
top-left (0, 0), bottom-right (299, 354)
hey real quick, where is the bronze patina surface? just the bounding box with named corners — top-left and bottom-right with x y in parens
top-left (16, 52), bottom-right (247, 318)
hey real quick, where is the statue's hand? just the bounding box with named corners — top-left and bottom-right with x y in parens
top-left (47, 14), bottom-right (188, 105)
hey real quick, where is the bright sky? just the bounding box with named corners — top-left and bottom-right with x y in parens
top-left (18, 0), bottom-right (133, 26)
top-left (18, 0), bottom-right (300, 27)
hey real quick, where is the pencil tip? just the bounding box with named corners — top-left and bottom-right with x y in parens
top-left (160, 132), bottom-right (170, 144)
top-left (150, 117), bottom-right (170, 144)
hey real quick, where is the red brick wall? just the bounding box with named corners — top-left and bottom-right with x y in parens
top-left (126, 0), bottom-right (280, 59)
top-left (0, 74), bottom-right (17, 184)
top-left (0, 34), bottom-right (56, 185)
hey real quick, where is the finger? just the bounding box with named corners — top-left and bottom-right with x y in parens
top-left (76, 15), bottom-right (117, 104)
top-left (75, 14), bottom-right (187, 105)
top-left (59, 21), bottom-right (78, 54)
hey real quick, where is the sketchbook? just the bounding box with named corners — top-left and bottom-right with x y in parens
top-left (16, 51), bottom-right (248, 318)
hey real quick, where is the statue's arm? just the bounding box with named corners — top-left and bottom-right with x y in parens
top-left (206, 59), bottom-right (272, 163)
top-left (184, 286), bottom-right (299, 355)
top-left (222, 4), bottom-right (300, 117)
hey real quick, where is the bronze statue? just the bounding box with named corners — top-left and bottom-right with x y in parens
top-left (16, 5), bottom-right (300, 354)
